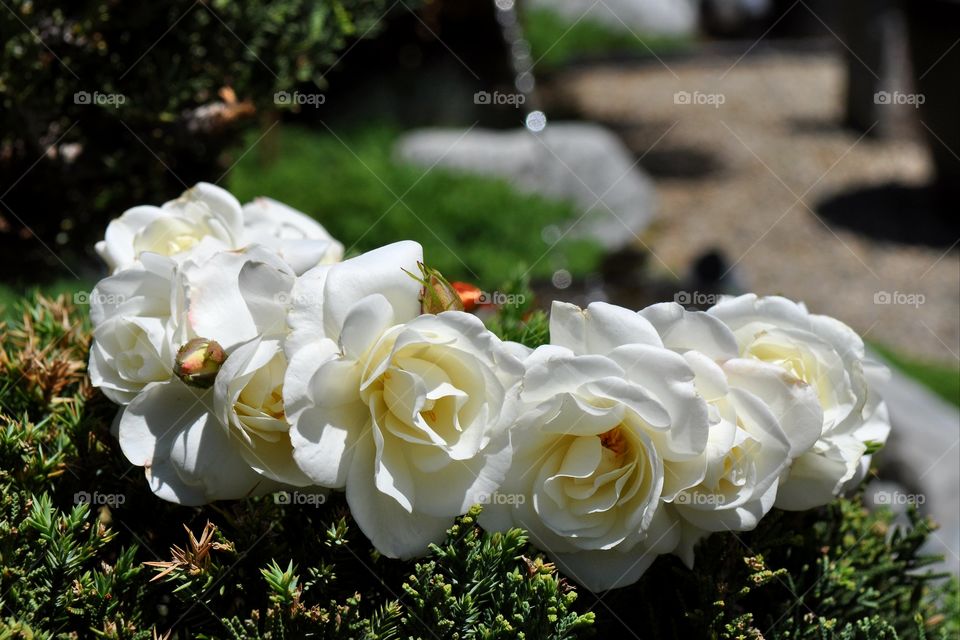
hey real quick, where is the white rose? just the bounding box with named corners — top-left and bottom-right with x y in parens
top-left (241, 197), bottom-right (343, 275)
top-left (96, 183), bottom-right (245, 273)
top-left (287, 301), bottom-right (526, 559)
top-left (282, 240), bottom-right (425, 423)
top-left (88, 253), bottom-right (179, 404)
top-left (209, 337), bottom-right (311, 488)
top-left (840, 358), bottom-right (891, 492)
top-left (282, 239), bottom-right (527, 557)
top-left (117, 246), bottom-right (303, 505)
top-left (638, 303), bottom-right (822, 565)
top-left (708, 294), bottom-right (891, 510)
top-left (480, 301), bottom-right (709, 592)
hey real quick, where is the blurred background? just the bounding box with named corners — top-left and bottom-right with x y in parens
top-left (1, 0), bottom-right (958, 567)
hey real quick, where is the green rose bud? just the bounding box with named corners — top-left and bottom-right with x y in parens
top-left (174, 338), bottom-right (227, 389)
top-left (405, 262), bottom-right (465, 315)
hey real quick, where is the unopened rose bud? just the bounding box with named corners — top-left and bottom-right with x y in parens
top-left (406, 262), bottom-right (464, 314)
top-left (174, 338), bottom-right (227, 388)
top-left (424, 273), bottom-right (465, 314)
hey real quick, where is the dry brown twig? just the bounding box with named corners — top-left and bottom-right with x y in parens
top-left (0, 294), bottom-right (87, 405)
top-left (144, 521), bottom-right (234, 582)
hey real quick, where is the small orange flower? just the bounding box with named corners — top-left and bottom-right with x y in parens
top-left (451, 282), bottom-right (487, 312)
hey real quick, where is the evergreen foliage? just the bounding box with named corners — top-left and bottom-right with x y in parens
top-left (0, 293), bottom-right (956, 639)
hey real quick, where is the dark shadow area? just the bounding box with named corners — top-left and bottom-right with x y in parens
top-left (636, 147), bottom-right (726, 179)
top-left (529, 246), bottom-right (744, 317)
top-left (817, 182), bottom-right (960, 248)
top-left (788, 116), bottom-right (855, 136)
top-left (612, 123), bottom-right (727, 179)
top-left (300, 0), bottom-right (520, 131)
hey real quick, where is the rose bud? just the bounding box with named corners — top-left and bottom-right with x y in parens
top-left (406, 262), bottom-right (465, 314)
top-left (174, 338), bottom-right (227, 388)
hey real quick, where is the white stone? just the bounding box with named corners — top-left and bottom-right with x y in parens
top-left (869, 350), bottom-right (960, 576)
top-left (395, 123), bottom-right (656, 250)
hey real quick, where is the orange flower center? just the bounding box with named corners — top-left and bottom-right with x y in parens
top-left (599, 427), bottom-right (628, 457)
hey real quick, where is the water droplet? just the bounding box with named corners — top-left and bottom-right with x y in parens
top-left (515, 72), bottom-right (535, 93)
top-left (541, 224), bottom-right (562, 244)
top-left (512, 40), bottom-right (531, 60)
top-left (525, 110), bottom-right (547, 133)
top-left (496, 8), bottom-right (517, 26)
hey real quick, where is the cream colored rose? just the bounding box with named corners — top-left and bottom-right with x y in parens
top-left (639, 302), bottom-right (822, 565)
top-left (282, 241), bottom-right (425, 422)
top-left (287, 300), bottom-right (526, 559)
top-left (88, 253), bottom-right (179, 404)
top-left (96, 184), bottom-right (343, 276)
top-left (116, 247), bottom-right (299, 505)
top-left (241, 197), bottom-right (343, 274)
top-left (481, 302), bottom-right (710, 591)
top-left (96, 183), bottom-right (245, 273)
top-left (707, 294), bottom-right (891, 510)
top-left (214, 338), bottom-right (312, 488)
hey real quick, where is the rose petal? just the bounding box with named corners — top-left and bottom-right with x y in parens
top-left (551, 301), bottom-right (663, 355)
top-left (346, 436), bottom-right (452, 559)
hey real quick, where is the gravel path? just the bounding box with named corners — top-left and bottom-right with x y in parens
top-left (552, 51), bottom-right (959, 364)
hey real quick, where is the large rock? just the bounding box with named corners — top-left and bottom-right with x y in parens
top-left (869, 352), bottom-right (960, 576)
top-left (528, 0), bottom-right (699, 37)
top-left (395, 123), bottom-right (656, 250)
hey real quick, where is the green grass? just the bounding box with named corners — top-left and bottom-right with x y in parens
top-left (523, 7), bottom-right (693, 69)
top-left (0, 279), bottom-right (92, 321)
top-left (226, 124), bottom-right (602, 286)
top-left (871, 343), bottom-right (960, 408)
